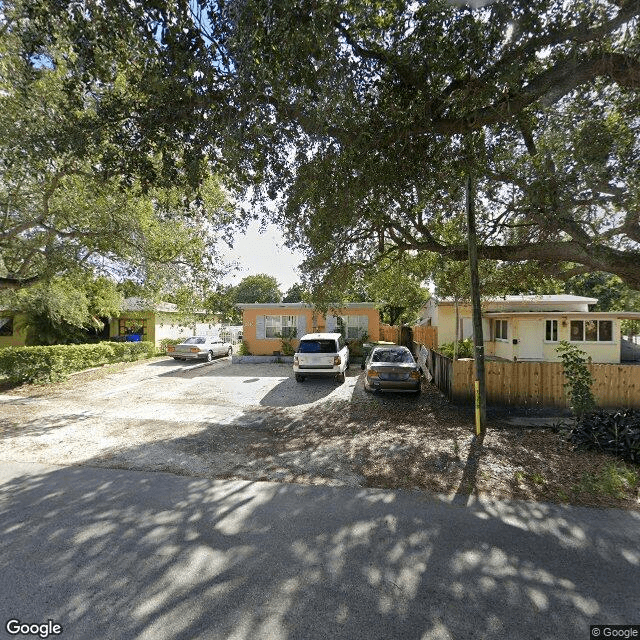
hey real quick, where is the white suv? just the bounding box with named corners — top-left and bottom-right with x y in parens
top-left (294, 333), bottom-right (350, 384)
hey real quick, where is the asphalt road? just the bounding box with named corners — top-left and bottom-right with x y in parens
top-left (1, 461), bottom-right (638, 640)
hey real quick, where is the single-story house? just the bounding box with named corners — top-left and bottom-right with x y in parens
top-left (109, 297), bottom-right (222, 347)
top-left (417, 295), bottom-right (640, 364)
top-left (238, 303), bottom-right (380, 356)
top-left (0, 313), bottom-right (28, 348)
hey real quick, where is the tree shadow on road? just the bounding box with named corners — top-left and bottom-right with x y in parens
top-left (0, 463), bottom-right (637, 640)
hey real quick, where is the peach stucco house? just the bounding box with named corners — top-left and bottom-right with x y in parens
top-left (417, 295), bottom-right (640, 364)
top-left (238, 303), bottom-right (380, 355)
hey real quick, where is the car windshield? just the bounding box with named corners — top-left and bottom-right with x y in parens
top-left (298, 339), bottom-right (337, 353)
top-left (183, 337), bottom-right (205, 344)
top-left (371, 348), bottom-right (415, 363)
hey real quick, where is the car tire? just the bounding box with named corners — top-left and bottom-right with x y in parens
top-left (295, 374), bottom-right (305, 383)
top-left (227, 346), bottom-right (233, 356)
top-left (336, 372), bottom-right (346, 384)
top-left (206, 351), bottom-right (213, 363)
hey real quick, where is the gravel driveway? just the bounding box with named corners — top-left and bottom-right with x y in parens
top-left (0, 357), bottom-right (384, 486)
top-left (3, 356), bottom-right (638, 508)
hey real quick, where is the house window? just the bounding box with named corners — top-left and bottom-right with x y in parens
top-left (0, 317), bottom-right (14, 336)
top-left (570, 320), bottom-right (613, 342)
top-left (265, 315), bottom-right (297, 339)
top-left (545, 320), bottom-right (558, 342)
top-left (339, 315), bottom-right (368, 340)
top-left (494, 319), bottom-right (508, 342)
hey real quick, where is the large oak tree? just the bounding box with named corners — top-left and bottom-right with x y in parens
top-left (6, 0), bottom-right (640, 289)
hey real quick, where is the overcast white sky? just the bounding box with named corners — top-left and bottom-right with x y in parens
top-left (219, 220), bottom-right (304, 292)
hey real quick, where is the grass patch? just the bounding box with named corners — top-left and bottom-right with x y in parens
top-left (572, 462), bottom-right (639, 500)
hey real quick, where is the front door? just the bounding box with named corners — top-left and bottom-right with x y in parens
top-left (517, 320), bottom-right (543, 360)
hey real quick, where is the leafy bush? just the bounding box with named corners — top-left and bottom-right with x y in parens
top-left (278, 335), bottom-right (296, 356)
top-left (238, 340), bottom-right (251, 356)
top-left (159, 337), bottom-right (183, 353)
top-left (438, 339), bottom-right (474, 359)
top-left (556, 340), bottom-right (596, 417)
top-left (0, 341), bottom-right (156, 384)
top-left (568, 409), bottom-right (640, 464)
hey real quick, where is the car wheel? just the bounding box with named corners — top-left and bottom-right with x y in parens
top-left (295, 374), bottom-right (305, 383)
top-left (227, 346), bottom-right (233, 356)
top-left (336, 372), bottom-right (346, 384)
top-left (206, 351), bottom-right (213, 362)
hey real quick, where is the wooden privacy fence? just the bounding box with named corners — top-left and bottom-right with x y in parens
top-left (378, 324), bottom-right (438, 349)
top-left (379, 324), bottom-right (400, 343)
top-left (412, 325), bottom-right (438, 349)
top-left (419, 347), bottom-right (640, 409)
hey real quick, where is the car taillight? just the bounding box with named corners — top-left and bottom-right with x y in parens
top-left (167, 346), bottom-right (175, 352)
top-left (190, 347), bottom-right (199, 353)
top-left (294, 356), bottom-right (299, 365)
top-left (410, 370), bottom-right (420, 379)
top-left (367, 370), bottom-right (379, 377)
top-left (334, 356), bottom-right (341, 365)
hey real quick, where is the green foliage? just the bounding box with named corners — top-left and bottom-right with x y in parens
top-left (238, 340), bottom-right (252, 356)
top-left (438, 339), bottom-right (474, 359)
top-left (232, 274), bottom-right (282, 304)
top-left (0, 341), bottom-right (155, 384)
top-left (556, 341), bottom-right (597, 417)
top-left (282, 283), bottom-right (307, 303)
top-left (10, 276), bottom-right (123, 345)
top-left (572, 463), bottom-right (638, 500)
top-left (278, 335), bottom-right (296, 356)
top-left (159, 338), bottom-right (183, 353)
top-left (203, 285), bottom-right (242, 324)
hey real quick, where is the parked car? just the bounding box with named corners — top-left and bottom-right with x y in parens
top-left (363, 345), bottom-right (421, 395)
top-left (294, 332), bottom-right (350, 383)
top-left (167, 336), bottom-right (232, 362)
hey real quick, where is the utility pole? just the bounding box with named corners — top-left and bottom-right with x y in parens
top-left (466, 171), bottom-right (487, 436)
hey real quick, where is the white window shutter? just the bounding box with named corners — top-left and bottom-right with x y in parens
top-left (256, 315), bottom-right (266, 340)
top-left (296, 315), bottom-right (306, 338)
top-left (326, 314), bottom-right (337, 331)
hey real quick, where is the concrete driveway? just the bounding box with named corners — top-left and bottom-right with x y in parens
top-left (1, 461), bottom-right (638, 640)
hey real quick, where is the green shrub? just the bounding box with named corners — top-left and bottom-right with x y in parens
top-left (238, 340), bottom-right (252, 356)
top-left (438, 339), bottom-right (474, 359)
top-left (556, 340), bottom-right (597, 417)
top-left (0, 341), bottom-right (156, 384)
top-left (159, 337), bottom-right (183, 353)
top-left (277, 333), bottom-right (296, 356)
top-left (568, 409), bottom-right (640, 464)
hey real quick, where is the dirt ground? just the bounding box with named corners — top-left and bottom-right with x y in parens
top-left (1, 356), bottom-right (638, 510)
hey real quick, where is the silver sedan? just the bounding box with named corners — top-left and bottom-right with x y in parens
top-left (167, 336), bottom-right (233, 362)
top-left (363, 345), bottom-right (422, 395)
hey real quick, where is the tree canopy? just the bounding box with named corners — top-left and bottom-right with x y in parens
top-left (0, 4), bottom-right (236, 291)
top-left (5, 0), bottom-right (640, 291)
top-left (232, 274), bottom-right (282, 304)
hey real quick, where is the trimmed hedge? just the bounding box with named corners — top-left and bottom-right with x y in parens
top-left (0, 341), bottom-right (156, 384)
